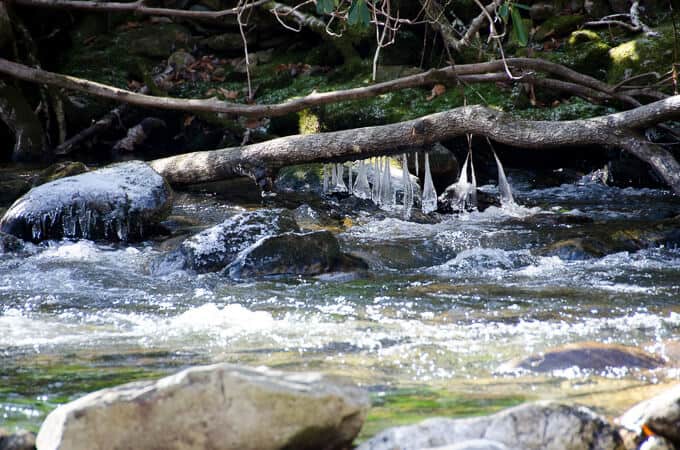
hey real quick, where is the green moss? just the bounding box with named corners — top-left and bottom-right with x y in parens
top-left (298, 109), bottom-right (321, 134)
top-left (0, 361), bottom-right (167, 431)
top-left (608, 24), bottom-right (676, 83)
top-left (359, 388), bottom-right (527, 441)
top-left (568, 29), bottom-right (601, 46)
top-left (515, 97), bottom-right (614, 121)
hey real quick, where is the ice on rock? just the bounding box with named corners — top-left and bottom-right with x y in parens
top-left (421, 153), bottom-right (437, 214)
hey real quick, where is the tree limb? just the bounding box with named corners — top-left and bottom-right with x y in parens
top-left (7, 0), bottom-right (270, 19)
top-left (149, 96), bottom-right (680, 194)
top-left (0, 56), bottom-right (665, 122)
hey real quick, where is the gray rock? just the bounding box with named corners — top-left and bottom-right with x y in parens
top-left (160, 209), bottom-right (300, 273)
top-left (619, 384), bottom-right (680, 446)
top-left (431, 440), bottom-right (509, 450)
top-left (0, 161), bottom-right (172, 243)
top-left (37, 363), bottom-right (369, 450)
top-left (0, 428), bottom-right (36, 450)
top-left (357, 401), bottom-right (623, 450)
top-left (225, 230), bottom-right (367, 279)
top-left (498, 342), bottom-right (665, 373)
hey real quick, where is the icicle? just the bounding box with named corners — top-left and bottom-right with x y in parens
top-left (493, 151), bottom-right (515, 206)
top-left (372, 158), bottom-right (381, 204)
top-left (453, 153), bottom-right (471, 212)
top-left (422, 153), bottom-right (437, 213)
top-left (380, 156), bottom-right (393, 208)
top-left (354, 160), bottom-right (371, 199)
top-left (415, 152), bottom-right (419, 176)
top-left (468, 152), bottom-right (478, 209)
top-left (323, 164), bottom-right (330, 193)
top-left (335, 163), bottom-right (347, 192)
top-left (331, 164), bottom-right (339, 192)
top-left (348, 162), bottom-right (353, 195)
top-left (402, 153), bottom-right (413, 218)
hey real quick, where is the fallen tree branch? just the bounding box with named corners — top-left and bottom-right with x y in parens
top-left (0, 56), bottom-right (665, 121)
top-left (149, 95), bottom-right (680, 194)
top-left (7, 0), bottom-right (270, 19)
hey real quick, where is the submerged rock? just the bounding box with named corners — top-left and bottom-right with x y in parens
top-left (225, 230), bottom-right (367, 279)
top-left (37, 363), bottom-right (369, 450)
top-left (619, 384), bottom-right (680, 446)
top-left (0, 231), bottom-right (25, 254)
top-left (538, 237), bottom-right (611, 260)
top-left (158, 209), bottom-right (300, 273)
top-left (499, 342), bottom-right (665, 373)
top-left (0, 161), bottom-right (172, 243)
top-left (357, 401), bottom-right (623, 450)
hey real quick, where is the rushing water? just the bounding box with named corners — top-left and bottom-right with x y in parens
top-left (2, 172), bottom-right (680, 435)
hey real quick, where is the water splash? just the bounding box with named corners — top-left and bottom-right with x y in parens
top-left (422, 153), bottom-right (437, 213)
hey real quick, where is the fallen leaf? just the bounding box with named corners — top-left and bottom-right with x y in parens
top-left (426, 83), bottom-right (446, 101)
top-left (183, 115), bottom-right (195, 127)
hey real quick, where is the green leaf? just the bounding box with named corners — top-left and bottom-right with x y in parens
top-left (513, 2), bottom-right (531, 11)
top-left (499, 3), bottom-right (509, 20)
top-left (316, 0), bottom-right (335, 14)
top-left (348, 0), bottom-right (370, 27)
top-left (511, 6), bottom-right (528, 47)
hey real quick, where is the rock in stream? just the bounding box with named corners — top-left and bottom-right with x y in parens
top-left (36, 363), bottom-right (369, 450)
top-left (0, 161), bottom-right (172, 243)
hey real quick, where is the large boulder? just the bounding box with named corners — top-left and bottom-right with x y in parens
top-left (619, 384), bottom-right (680, 446)
top-left (37, 363), bottom-right (369, 450)
top-left (357, 401), bottom-right (623, 450)
top-left (158, 209), bottom-right (300, 273)
top-left (225, 230), bottom-right (367, 279)
top-left (498, 342), bottom-right (665, 373)
top-left (0, 161), bottom-right (172, 242)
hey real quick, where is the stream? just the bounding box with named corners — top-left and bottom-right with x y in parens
top-left (2, 170), bottom-right (680, 438)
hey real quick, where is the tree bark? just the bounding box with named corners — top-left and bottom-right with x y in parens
top-left (149, 95), bottom-right (680, 194)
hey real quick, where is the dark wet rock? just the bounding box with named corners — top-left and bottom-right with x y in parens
top-left (538, 237), bottom-right (611, 260)
top-left (0, 81), bottom-right (46, 162)
top-left (34, 162), bottom-right (89, 186)
top-left (0, 231), bottom-right (25, 253)
top-left (0, 428), bottom-right (36, 450)
top-left (620, 384), bottom-right (680, 447)
top-left (0, 172), bottom-right (31, 206)
top-left (225, 230), bottom-right (368, 279)
top-left (158, 209), bottom-right (300, 273)
top-left (534, 15), bottom-right (585, 41)
top-left (530, 3), bottom-right (555, 21)
top-left (37, 363), bottom-right (369, 450)
top-left (0, 161), bottom-right (173, 243)
top-left (499, 342), bottom-right (665, 373)
top-left (129, 23), bottom-right (192, 58)
top-left (357, 401), bottom-right (623, 450)
top-left (606, 157), bottom-right (665, 189)
top-left (411, 143), bottom-right (460, 193)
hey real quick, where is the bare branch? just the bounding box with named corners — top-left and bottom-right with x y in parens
top-left (7, 0), bottom-right (270, 19)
